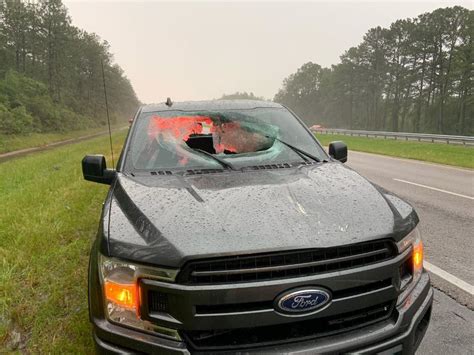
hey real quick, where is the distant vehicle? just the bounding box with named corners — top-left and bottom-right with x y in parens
top-left (82, 100), bottom-right (432, 354)
top-left (310, 124), bottom-right (324, 130)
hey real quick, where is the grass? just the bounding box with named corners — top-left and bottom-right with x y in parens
top-left (316, 134), bottom-right (474, 169)
top-left (0, 123), bottom-right (126, 155)
top-left (0, 131), bottom-right (126, 353)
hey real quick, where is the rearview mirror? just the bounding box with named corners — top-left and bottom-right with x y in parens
top-left (82, 155), bottom-right (116, 185)
top-left (328, 141), bottom-right (347, 163)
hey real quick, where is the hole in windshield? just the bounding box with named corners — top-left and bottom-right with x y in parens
top-left (147, 115), bottom-right (274, 155)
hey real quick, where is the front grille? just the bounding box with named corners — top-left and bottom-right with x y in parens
top-left (182, 301), bottom-right (396, 351)
top-left (194, 278), bottom-right (393, 315)
top-left (177, 240), bottom-right (396, 285)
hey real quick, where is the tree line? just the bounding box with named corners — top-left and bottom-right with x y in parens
top-left (274, 6), bottom-right (473, 135)
top-left (0, 0), bottom-right (139, 134)
top-left (220, 92), bottom-right (265, 101)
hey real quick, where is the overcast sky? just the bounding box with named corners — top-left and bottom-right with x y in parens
top-left (64, 1), bottom-right (472, 103)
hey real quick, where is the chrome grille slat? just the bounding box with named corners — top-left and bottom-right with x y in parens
top-left (192, 278), bottom-right (393, 315)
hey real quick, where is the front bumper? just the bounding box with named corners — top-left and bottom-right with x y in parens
top-left (93, 271), bottom-right (432, 355)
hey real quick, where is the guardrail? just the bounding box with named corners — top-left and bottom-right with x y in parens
top-left (312, 128), bottom-right (474, 145)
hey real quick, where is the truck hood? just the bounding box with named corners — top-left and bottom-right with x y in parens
top-left (105, 162), bottom-right (418, 267)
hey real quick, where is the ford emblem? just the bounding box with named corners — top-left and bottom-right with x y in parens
top-left (275, 288), bottom-right (331, 315)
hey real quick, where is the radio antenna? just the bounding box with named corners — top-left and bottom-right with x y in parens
top-left (101, 60), bottom-right (115, 168)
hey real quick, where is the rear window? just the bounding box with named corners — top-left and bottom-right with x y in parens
top-left (124, 107), bottom-right (326, 171)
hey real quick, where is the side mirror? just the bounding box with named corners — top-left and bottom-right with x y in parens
top-left (328, 141), bottom-right (347, 163)
top-left (82, 155), bottom-right (116, 185)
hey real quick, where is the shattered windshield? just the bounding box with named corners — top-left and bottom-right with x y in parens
top-left (126, 107), bottom-right (326, 171)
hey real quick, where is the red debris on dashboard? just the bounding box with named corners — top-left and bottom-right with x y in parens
top-left (147, 115), bottom-right (213, 141)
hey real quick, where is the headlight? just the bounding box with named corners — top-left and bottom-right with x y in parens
top-left (396, 226), bottom-right (424, 302)
top-left (98, 254), bottom-right (181, 340)
top-left (99, 256), bottom-right (138, 322)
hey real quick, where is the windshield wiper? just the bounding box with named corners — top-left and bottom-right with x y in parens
top-left (267, 136), bottom-right (321, 163)
top-left (193, 149), bottom-right (237, 170)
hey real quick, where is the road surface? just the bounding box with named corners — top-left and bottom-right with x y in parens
top-left (348, 151), bottom-right (473, 287)
top-left (346, 151), bottom-right (473, 354)
top-left (0, 126), bottom-right (127, 163)
top-left (418, 289), bottom-right (473, 354)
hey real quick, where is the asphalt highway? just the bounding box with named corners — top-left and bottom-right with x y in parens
top-left (347, 151), bottom-right (474, 286)
top-left (417, 289), bottom-right (473, 354)
top-left (0, 126), bottom-right (127, 163)
top-left (346, 150), bottom-right (473, 354)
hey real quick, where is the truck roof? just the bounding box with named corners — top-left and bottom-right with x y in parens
top-left (141, 99), bottom-right (282, 113)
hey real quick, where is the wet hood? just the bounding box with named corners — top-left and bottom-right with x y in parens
top-left (105, 163), bottom-right (418, 267)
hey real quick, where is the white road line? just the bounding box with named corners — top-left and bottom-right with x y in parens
top-left (393, 178), bottom-right (474, 200)
top-left (349, 150), bottom-right (474, 173)
top-left (424, 261), bottom-right (474, 296)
